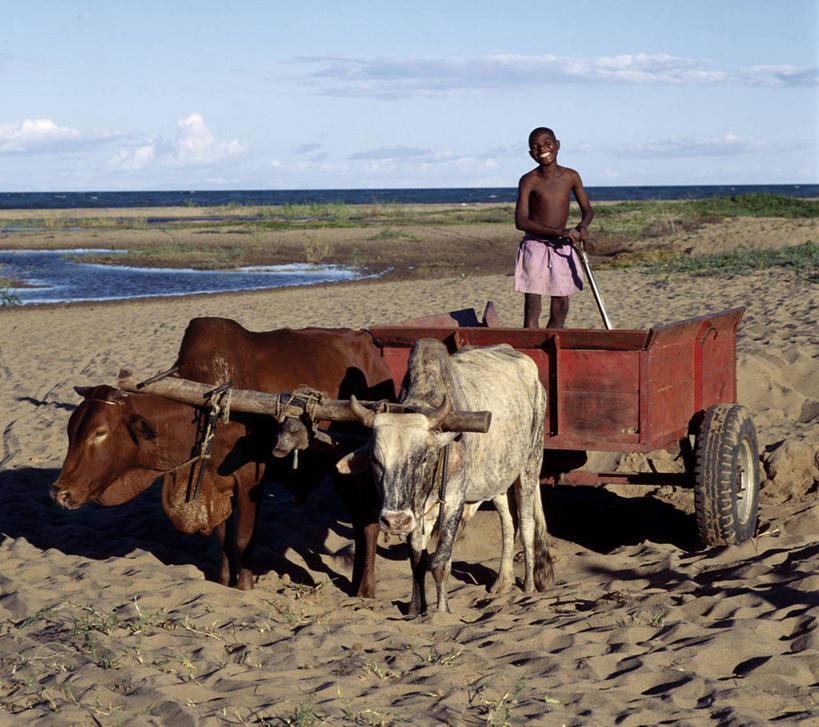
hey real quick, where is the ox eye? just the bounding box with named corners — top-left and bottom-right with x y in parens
top-left (93, 429), bottom-right (108, 440)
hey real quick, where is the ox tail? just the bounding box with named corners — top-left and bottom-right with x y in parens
top-left (533, 483), bottom-right (555, 591)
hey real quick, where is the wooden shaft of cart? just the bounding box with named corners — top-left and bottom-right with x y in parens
top-left (576, 244), bottom-right (613, 330)
top-left (118, 373), bottom-right (492, 433)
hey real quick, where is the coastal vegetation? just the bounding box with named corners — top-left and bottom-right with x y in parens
top-left (639, 241), bottom-right (818, 281)
top-left (1, 280), bottom-right (21, 306)
top-left (0, 194), bottom-right (815, 285)
top-left (4, 193), bottom-right (814, 234)
top-left (0, 265), bottom-right (22, 306)
top-left (590, 194), bottom-right (817, 252)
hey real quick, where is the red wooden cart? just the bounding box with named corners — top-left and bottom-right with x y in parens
top-left (366, 306), bottom-right (760, 547)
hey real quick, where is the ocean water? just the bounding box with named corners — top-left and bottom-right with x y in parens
top-left (0, 184), bottom-right (816, 210)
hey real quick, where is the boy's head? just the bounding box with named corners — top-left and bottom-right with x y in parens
top-left (528, 127), bottom-right (559, 165)
top-left (528, 127), bottom-right (556, 146)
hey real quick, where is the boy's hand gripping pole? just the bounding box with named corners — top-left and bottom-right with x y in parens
top-left (576, 242), bottom-right (613, 330)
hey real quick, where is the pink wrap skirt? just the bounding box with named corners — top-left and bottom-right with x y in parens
top-left (514, 234), bottom-right (585, 296)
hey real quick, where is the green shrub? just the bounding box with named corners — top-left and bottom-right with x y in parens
top-left (681, 193), bottom-right (818, 218)
top-left (640, 241), bottom-right (817, 279)
top-left (1, 277), bottom-right (21, 306)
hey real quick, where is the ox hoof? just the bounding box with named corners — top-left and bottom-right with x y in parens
top-left (354, 585), bottom-right (375, 599)
top-left (489, 578), bottom-right (513, 594)
top-left (236, 574), bottom-right (255, 591)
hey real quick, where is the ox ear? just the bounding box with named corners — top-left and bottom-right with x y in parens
top-left (74, 386), bottom-right (94, 399)
top-left (74, 385), bottom-right (127, 402)
top-left (430, 434), bottom-right (464, 478)
top-left (336, 445), bottom-right (371, 475)
top-left (127, 414), bottom-right (158, 442)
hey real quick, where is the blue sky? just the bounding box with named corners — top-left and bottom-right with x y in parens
top-left (2, 0), bottom-right (817, 191)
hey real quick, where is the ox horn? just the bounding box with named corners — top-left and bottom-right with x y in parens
top-left (349, 394), bottom-right (376, 428)
top-left (425, 394), bottom-right (451, 431)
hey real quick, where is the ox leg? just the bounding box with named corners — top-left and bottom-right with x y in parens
top-left (408, 532), bottom-right (429, 616)
top-left (490, 491), bottom-right (515, 594)
top-left (429, 502), bottom-right (465, 614)
top-left (351, 471), bottom-right (380, 598)
top-left (214, 521), bottom-right (231, 586)
top-left (353, 520), bottom-right (378, 599)
top-left (515, 474), bottom-right (554, 592)
top-left (531, 480), bottom-right (554, 590)
top-left (334, 471), bottom-right (379, 598)
top-left (514, 474), bottom-right (538, 592)
top-left (233, 478), bottom-right (263, 591)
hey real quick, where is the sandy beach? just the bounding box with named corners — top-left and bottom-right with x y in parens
top-left (0, 214), bottom-right (817, 725)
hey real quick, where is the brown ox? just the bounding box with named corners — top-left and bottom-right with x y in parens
top-left (52, 384), bottom-right (268, 585)
top-left (51, 320), bottom-right (396, 594)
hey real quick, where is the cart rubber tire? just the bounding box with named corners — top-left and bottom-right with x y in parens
top-left (694, 404), bottom-right (760, 546)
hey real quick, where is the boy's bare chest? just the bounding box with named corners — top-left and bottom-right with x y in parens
top-left (529, 182), bottom-right (571, 210)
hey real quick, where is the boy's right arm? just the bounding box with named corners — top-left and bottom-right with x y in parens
top-left (514, 175), bottom-right (534, 232)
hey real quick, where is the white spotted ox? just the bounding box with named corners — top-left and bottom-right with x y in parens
top-left (338, 338), bottom-right (553, 614)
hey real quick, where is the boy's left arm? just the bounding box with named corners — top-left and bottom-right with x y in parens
top-left (572, 173), bottom-right (594, 243)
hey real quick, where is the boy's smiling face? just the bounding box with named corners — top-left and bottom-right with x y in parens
top-left (529, 131), bottom-right (559, 165)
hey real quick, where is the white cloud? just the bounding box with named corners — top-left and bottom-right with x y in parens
top-left (296, 52), bottom-right (816, 98)
top-left (735, 65), bottom-right (819, 87)
top-left (619, 134), bottom-right (765, 159)
top-left (105, 113), bottom-right (245, 172)
top-left (163, 113), bottom-right (244, 166)
top-left (348, 145), bottom-right (428, 160)
top-left (0, 118), bottom-right (82, 153)
top-left (294, 142), bottom-right (323, 154)
top-left (108, 144), bottom-right (156, 170)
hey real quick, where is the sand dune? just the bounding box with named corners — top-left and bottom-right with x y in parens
top-left (0, 230), bottom-right (817, 724)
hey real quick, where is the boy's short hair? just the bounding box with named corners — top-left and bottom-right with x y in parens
top-left (529, 127), bottom-right (556, 144)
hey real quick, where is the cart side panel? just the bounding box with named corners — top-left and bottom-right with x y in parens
top-left (558, 349), bottom-right (640, 441)
top-left (638, 309), bottom-right (743, 446)
top-left (561, 391), bottom-right (641, 441)
top-left (643, 381), bottom-right (695, 446)
top-left (559, 350), bottom-right (640, 392)
top-left (646, 340), bottom-right (694, 387)
top-left (698, 320), bottom-right (739, 407)
top-left (641, 339), bottom-right (696, 446)
top-left (513, 348), bottom-right (556, 435)
top-left (644, 307), bottom-right (745, 348)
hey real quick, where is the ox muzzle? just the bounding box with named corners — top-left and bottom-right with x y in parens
top-left (50, 482), bottom-right (82, 510)
top-left (379, 508), bottom-right (416, 535)
top-left (271, 418), bottom-right (310, 458)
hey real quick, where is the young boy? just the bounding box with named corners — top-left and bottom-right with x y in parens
top-left (514, 127), bottom-right (594, 328)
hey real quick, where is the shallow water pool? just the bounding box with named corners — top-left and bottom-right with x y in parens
top-left (0, 249), bottom-right (369, 305)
